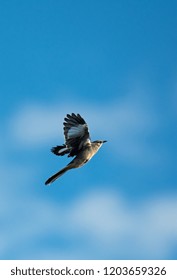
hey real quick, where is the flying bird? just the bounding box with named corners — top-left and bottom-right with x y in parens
top-left (45, 113), bottom-right (107, 185)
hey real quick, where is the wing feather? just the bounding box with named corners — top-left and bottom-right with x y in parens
top-left (63, 113), bottom-right (91, 156)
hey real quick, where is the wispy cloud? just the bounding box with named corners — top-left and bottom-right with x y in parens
top-left (9, 105), bottom-right (64, 146)
top-left (2, 88), bottom-right (173, 260)
top-left (1, 184), bottom-right (177, 259)
top-left (8, 90), bottom-right (161, 165)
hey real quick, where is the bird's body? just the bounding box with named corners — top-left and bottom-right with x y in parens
top-left (45, 113), bottom-right (106, 185)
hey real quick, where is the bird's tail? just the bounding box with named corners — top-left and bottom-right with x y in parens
top-left (45, 164), bottom-right (73, 185)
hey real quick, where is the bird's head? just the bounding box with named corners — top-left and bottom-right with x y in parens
top-left (93, 140), bottom-right (107, 147)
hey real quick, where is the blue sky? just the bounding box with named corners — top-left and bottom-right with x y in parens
top-left (0, 0), bottom-right (177, 259)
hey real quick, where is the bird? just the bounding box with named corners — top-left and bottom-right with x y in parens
top-left (45, 113), bottom-right (107, 185)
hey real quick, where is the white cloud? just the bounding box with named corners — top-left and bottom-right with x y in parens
top-left (1, 89), bottom-right (174, 259)
top-left (8, 91), bottom-right (161, 165)
top-left (69, 190), bottom-right (177, 259)
top-left (9, 105), bottom-right (64, 146)
top-left (1, 181), bottom-right (177, 259)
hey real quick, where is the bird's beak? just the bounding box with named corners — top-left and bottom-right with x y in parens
top-left (103, 140), bottom-right (107, 143)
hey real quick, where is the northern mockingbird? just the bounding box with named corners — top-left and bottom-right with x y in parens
top-left (45, 113), bottom-right (107, 185)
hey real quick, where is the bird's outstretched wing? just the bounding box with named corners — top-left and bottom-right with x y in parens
top-left (64, 113), bottom-right (91, 156)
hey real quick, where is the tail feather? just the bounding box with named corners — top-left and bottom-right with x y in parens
top-left (45, 164), bottom-right (74, 185)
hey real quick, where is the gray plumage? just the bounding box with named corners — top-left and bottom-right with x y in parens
top-left (45, 113), bottom-right (106, 185)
